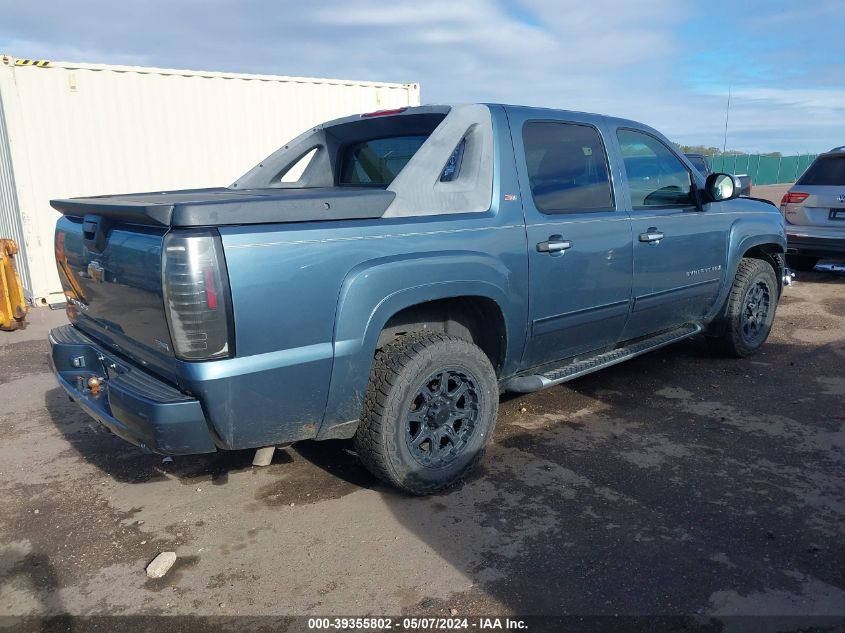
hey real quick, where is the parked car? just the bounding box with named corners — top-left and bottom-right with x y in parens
top-left (49, 104), bottom-right (788, 494)
top-left (685, 152), bottom-right (752, 197)
top-left (780, 146), bottom-right (845, 271)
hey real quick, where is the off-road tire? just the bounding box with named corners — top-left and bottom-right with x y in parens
top-left (707, 257), bottom-right (778, 358)
top-left (354, 331), bottom-right (498, 495)
top-left (786, 254), bottom-right (819, 272)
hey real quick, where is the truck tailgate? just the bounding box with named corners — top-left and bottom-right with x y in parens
top-left (55, 215), bottom-right (176, 379)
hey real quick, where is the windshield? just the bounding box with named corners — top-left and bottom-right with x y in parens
top-left (797, 156), bottom-right (845, 186)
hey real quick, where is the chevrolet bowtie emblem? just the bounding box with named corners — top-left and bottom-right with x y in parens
top-left (87, 261), bottom-right (104, 283)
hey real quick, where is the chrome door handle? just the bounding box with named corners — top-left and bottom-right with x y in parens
top-left (639, 230), bottom-right (664, 243)
top-left (537, 239), bottom-right (572, 253)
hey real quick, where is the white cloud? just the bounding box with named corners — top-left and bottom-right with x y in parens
top-left (729, 88), bottom-right (845, 113)
top-left (0, 0), bottom-right (842, 152)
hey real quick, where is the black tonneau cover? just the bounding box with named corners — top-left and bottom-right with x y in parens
top-left (50, 187), bottom-right (395, 227)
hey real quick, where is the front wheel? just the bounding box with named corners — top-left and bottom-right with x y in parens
top-left (354, 331), bottom-right (498, 495)
top-left (707, 257), bottom-right (779, 358)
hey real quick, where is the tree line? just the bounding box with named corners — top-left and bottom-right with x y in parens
top-left (674, 144), bottom-right (783, 158)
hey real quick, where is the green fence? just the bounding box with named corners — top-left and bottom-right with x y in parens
top-left (707, 154), bottom-right (817, 185)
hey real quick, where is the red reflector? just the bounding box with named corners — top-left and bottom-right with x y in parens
top-left (360, 107), bottom-right (408, 118)
top-left (203, 268), bottom-right (218, 309)
top-left (781, 191), bottom-right (809, 204)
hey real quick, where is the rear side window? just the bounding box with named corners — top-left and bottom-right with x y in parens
top-left (617, 129), bottom-right (693, 208)
top-left (340, 135), bottom-right (429, 186)
top-left (797, 156), bottom-right (845, 186)
top-left (522, 121), bottom-right (614, 214)
top-left (440, 139), bottom-right (466, 182)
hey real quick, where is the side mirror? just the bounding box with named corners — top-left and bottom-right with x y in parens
top-left (704, 173), bottom-right (741, 202)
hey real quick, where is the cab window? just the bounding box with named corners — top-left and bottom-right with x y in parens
top-left (523, 121), bottom-right (614, 214)
top-left (340, 135), bottom-right (429, 186)
top-left (617, 129), bottom-right (694, 208)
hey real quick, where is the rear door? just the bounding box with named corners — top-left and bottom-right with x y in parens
top-left (611, 127), bottom-right (728, 339)
top-left (509, 111), bottom-right (633, 369)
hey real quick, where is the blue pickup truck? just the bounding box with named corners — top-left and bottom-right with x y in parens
top-left (49, 104), bottom-right (788, 494)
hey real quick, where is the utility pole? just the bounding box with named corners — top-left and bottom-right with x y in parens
top-left (722, 84), bottom-right (731, 154)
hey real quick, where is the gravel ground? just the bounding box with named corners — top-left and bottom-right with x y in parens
top-left (0, 269), bottom-right (843, 629)
top-left (751, 183), bottom-right (791, 206)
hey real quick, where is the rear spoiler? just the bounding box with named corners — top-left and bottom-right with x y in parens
top-left (51, 198), bottom-right (173, 226)
top-left (50, 187), bottom-right (395, 227)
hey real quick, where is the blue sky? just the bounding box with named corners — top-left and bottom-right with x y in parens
top-left (1, 0), bottom-right (842, 153)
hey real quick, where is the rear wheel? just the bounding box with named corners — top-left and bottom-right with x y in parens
top-left (354, 331), bottom-right (498, 495)
top-left (707, 257), bottom-right (778, 358)
top-left (786, 254), bottom-right (819, 272)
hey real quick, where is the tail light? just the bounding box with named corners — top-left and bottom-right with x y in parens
top-left (780, 192), bottom-right (809, 204)
top-left (162, 229), bottom-right (234, 360)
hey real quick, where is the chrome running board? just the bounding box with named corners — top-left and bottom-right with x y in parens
top-left (503, 323), bottom-right (702, 393)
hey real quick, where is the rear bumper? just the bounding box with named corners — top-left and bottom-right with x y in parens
top-left (49, 325), bottom-right (217, 455)
top-left (786, 229), bottom-right (845, 257)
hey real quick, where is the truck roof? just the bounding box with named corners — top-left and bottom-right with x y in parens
top-left (320, 103), bottom-right (658, 138)
top-left (492, 103), bottom-right (637, 125)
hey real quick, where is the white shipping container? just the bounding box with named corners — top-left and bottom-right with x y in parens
top-left (0, 55), bottom-right (420, 304)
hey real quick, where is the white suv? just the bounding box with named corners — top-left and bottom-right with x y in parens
top-left (781, 146), bottom-right (845, 271)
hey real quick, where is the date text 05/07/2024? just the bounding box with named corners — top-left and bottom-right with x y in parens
top-left (306, 617), bottom-right (528, 630)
